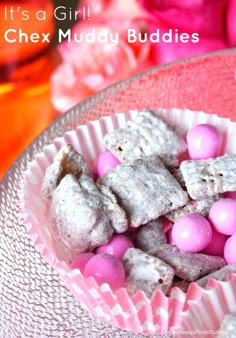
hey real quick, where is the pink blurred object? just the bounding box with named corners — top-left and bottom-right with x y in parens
top-left (79, 0), bottom-right (145, 18)
top-left (51, 0), bottom-right (234, 113)
top-left (226, 0), bottom-right (236, 46)
top-left (152, 36), bottom-right (227, 64)
top-left (139, 0), bottom-right (226, 38)
top-left (51, 20), bottom-right (151, 113)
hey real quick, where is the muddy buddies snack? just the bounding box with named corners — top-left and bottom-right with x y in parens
top-left (49, 174), bottom-right (127, 261)
top-left (152, 244), bottom-right (226, 281)
top-left (104, 110), bottom-right (187, 166)
top-left (100, 154), bottom-right (189, 227)
top-left (180, 154), bottom-right (236, 200)
top-left (135, 218), bottom-right (167, 254)
top-left (165, 195), bottom-right (221, 222)
top-left (38, 112), bottom-right (236, 302)
top-left (122, 248), bottom-right (175, 297)
top-left (41, 144), bottom-right (90, 199)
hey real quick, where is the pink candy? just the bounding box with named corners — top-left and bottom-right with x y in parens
top-left (224, 191), bottom-right (236, 199)
top-left (83, 253), bottom-right (125, 290)
top-left (186, 123), bottom-right (222, 160)
top-left (96, 234), bottom-right (134, 259)
top-left (172, 213), bottom-right (212, 252)
top-left (201, 227), bottom-right (228, 257)
top-left (70, 253), bottom-right (95, 273)
top-left (208, 198), bottom-right (236, 235)
top-left (96, 150), bottom-right (120, 177)
top-left (224, 233), bottom-right (236, 264)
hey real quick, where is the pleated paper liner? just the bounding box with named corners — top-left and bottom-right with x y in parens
top-left (171, 274), bottom-right (236, 338)
top-left (20, 108), bottom-right (236, 334)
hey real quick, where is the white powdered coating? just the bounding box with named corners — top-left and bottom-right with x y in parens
top-left (122, 248), bottom-right (175, 297)
top-left (104, 110), bottom-right (187, 167)
top-left (135, 219), bottom-right (167, 254)
top-left (41, 144), bottom-right (90, 200)
top-left (100, 155), bottom-right (189, 227)
top-left (217, 314), bottom-right (236, 338)
top-left (165, 195), bottom-right (221, 222)
top-left (50, 174), bottom-right (113, 261)
top-left (180, 154), bottom-right (236, 200)
top-left (98, 184), bottom-right (128, 233)
top-left (195, 264), bottom-right (236, 288)
top-left (153, 244), bottom-right (226, 281)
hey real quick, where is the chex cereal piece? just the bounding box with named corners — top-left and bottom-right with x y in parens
top-left (135, 218), bottom-right (167, 254)
top-left (165, 195), bottom-right (221, 222)
top-left (49, 174), bottom-right (113, 261)
top-left (41, 144), bottom-right (90, 199)
top-left (153, 244), bottom-right (226, 281)
top-left (122, 248), bottom-right (175, 297)
top-left (195, 264), bottom-right (236, 288)
top-left (100, 155), bottom-right (189, 227)
top-left (217, 314), bottom-right (236, 338)
top-left (98, 184), bottom-right (128, 233)
top-left (180, 154), bottom-right (236, 200)
top-left (104, 110), bottom-right (187, 167)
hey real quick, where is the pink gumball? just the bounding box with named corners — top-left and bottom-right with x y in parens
top-left (208, 198), bottom-right (236, 235)
top-left (172, 213), bottom-right (212, 252)
top-left (186, 124), bottom-right (222, 160)
top-left (96, 234), bottom-right (133, 259)
top-left (70, 253), bottom-right (95, 273)
top-left (201, 227), bottom-right (228, 256)
top-left (224, 233), bottom-right (236, 264)
top-left (96, 150), bottom-right (120, 177)
top-left (83, 253), bottom-right (125, 290)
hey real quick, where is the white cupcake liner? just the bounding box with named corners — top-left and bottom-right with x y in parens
top-left (20, 108), bottom-right (236, 334)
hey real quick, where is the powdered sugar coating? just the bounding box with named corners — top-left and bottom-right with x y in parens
top-left (135, 218), bottom-right (167, 254)
top-left (122, 248), bottom-right (175, 297)
top-left (49, 174), bottom-right (113, 261)
top-left (98, 184), bottom-right (128, 233)
top-left (153, 244), bottom-right (226, 281)
top-left (41, 144), bottom-right (90, 200)
top-left (195, 264), bottom-right (236, 288)
top-left (165, 195), bottom-right (221, 222)
top-left (100, 155), bottom-right (189, 227)
top-left (217, 314), bottom-right (236, 338)
top-left (104, 110), bottom-right (187, 167)
top-left (180, 154), bottom-right (236, 200)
